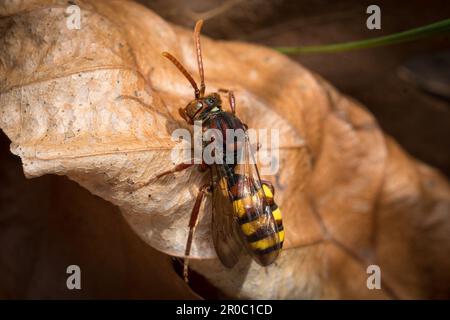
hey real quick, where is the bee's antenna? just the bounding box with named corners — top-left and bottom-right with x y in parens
top-left (162, 51), bottom-right (201, 99)
top-left (194, 20), bottom-right (205, 97)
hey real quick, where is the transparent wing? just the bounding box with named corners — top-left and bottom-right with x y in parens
top-left (211, 166), bottom-right (243, 268)
top-left (231, 133), bottom-right (281, 265)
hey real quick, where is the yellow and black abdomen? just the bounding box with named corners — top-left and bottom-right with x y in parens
top-left (231, 180), bottom-right (284, 266)
top-left (209, 111), bottom-right (284, 266)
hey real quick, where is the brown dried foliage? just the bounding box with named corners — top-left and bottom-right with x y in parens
top-left (0, 0), bottom-right (449, 299)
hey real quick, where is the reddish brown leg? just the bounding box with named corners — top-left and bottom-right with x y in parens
top-left (135, 157), bottom-right (210, 190)
top-left (134, 159), bottom-right (197, 189)
top-left (184, 183), bottom-right (211, 283)
top-left (219, 88), bottom-right (236, 115)
top-left (154, 157), bottom-right (210, 179)
top-left (155, 162), bottom-right (195, 179)
top-left (228, 91), bottom-right (236, 115)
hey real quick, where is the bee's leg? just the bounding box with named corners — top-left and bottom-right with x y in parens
top-left (133, 159), bottom-right (197, 189)
top-left (155, 161), bottom-right (195, 179)
top-left (228, 91), bottom-right (236, 115)
top-left (153, 159), bottom-right (208, 179)
top-left (218, 88), bottom-right (236, 115)
top-left (184, 183), bottom-right (212, 283)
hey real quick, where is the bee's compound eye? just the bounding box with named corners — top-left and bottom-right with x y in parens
top-left (206, 97), bottom-right (215, 106)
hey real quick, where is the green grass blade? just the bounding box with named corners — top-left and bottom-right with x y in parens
top-left (275, 18), bottom-right (450, 54)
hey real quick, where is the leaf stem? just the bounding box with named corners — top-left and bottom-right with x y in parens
top-left (274, 18), bottom-right (450, 54)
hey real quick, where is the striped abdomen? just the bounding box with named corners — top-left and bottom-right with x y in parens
top-left (231, 179), bottom-right (284, 266)
top-left (207, 111), bottom-right (284, 266)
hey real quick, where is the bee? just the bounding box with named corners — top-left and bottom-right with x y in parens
top-left (160, 20), bottom-right (284, 282)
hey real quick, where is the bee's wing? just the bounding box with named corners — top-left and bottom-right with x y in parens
top-left (231, 133), bottom-right (281, 265)
top-left (211, 166), bottom-right (243, 268)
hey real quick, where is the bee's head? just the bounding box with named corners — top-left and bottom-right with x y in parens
top-left (163, 20), bottom-right (224, 124)
top-left (181, 92), bottom-right (222, 123)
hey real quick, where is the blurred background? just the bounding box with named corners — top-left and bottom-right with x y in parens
top-left (0, 0), bottom-right (449, 298)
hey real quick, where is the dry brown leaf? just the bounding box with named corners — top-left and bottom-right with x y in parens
top-left (0, 134), bottom-right (199, 299)
top-left (1, 0), bottom-right (449, 299)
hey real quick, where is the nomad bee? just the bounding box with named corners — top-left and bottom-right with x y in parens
top-left (160, 20), bottom-right (284, 282)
